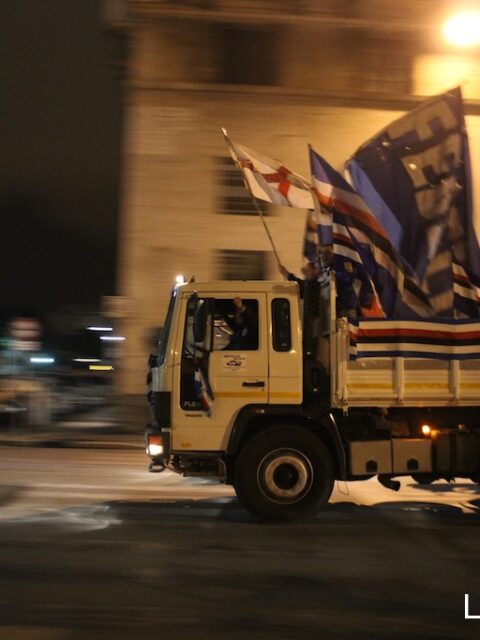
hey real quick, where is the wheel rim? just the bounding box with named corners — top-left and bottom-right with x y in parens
top-left (257, 448), bottom-right (314, 504)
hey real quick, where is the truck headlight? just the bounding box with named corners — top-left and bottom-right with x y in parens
top-left (146, 434), bottom-right (164, 458)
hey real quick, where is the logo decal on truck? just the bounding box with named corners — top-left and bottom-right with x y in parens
top-left (222, 354), bottom-right (247, 372)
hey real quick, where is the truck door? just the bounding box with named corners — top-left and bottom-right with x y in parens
top-left (173, 292), bottom-right (268, 452)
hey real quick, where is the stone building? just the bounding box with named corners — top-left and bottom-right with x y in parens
top-left (107, 0), bottom-right (480, 394)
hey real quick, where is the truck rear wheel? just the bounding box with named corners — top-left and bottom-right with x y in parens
top-left (234, 426), bottom-right (334, 522)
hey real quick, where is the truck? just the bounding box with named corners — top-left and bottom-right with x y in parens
top-left (145, 277), bottom-right (480, 521)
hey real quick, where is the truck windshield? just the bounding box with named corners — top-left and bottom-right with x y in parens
top-left (157, 288), bottom-right (177, 366)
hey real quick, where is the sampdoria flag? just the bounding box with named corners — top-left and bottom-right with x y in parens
top-left (453, 254), bottom-right (480, 318)
top-left (349, 317), bottom-right (480, 360)
top-left (303, 210), bottom-right (320, 263)
top-left (346, 87), bottom-right (480, 317)
top-left (309, 147), bottom-right (433, 319)
top-left (194, 362), bottom-right (214, 415)
top-left (222, 129), bottom-right (315, 209)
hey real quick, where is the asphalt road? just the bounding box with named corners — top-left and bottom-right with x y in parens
top-left (1, 447), bottom-right (480, 640)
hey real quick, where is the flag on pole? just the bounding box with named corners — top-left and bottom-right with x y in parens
top-left (194, 362), bottom-right (214, 416)
top-left (309, 147), bottom-right (433, 319)
top-left (333, 222), bottom-right (386, 317)
top-left (346, 87), bottom-right (480, 317)
top-left (222, 129), bottom-right (315, 209)
top-left (303, 210), bottom-right (320, 263)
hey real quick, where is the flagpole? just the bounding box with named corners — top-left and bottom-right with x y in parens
top-left (222, 128), bottom-right (281, 267)
top-left (251, 197), bottom-right (282, 267)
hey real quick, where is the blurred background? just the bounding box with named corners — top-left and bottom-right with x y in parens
top-left (3, 0), bottom-right (480, 427)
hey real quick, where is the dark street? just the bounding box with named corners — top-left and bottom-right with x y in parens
top-left (0, 447), bottom-right (479, 639)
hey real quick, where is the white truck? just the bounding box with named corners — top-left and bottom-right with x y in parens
top-left (145, 278), bottom-right (480, 521)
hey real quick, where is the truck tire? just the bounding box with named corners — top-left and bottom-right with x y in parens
top-left (234, 426), bottom-right (334, 522)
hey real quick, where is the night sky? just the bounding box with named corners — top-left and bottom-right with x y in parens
top-left (0, 0), bottom-right (124, 316)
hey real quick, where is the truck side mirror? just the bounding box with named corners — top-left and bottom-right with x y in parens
top-left (193, 300), bottom-right (207, 342)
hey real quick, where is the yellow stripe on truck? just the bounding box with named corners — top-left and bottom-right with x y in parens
top-left (215, 391), bottom-right (301, 400)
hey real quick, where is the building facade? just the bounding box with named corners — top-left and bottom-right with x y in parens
top-left (109, 0), bottom-right (480, 394)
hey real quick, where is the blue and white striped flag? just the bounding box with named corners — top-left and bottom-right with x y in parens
top-left (349, 317), bottom-right (480, 360)
top-left (347, 87), bottom-right (480, 317)
top-left (194, 362), bottom-right (214, 415)
top-left (453, 254), bottom-right (480, 318)
top-left (309, 147), bottom-right (433, 319)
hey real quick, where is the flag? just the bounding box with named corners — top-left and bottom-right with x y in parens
top-left (309, 147), bottom-right (433, 319)
top-left (453, 254), bottom-right (480, 318)
top-left (328, 219), bottom-right (385, 317)
top-left (222, 129), bottom-right (315, 209)
top-left (349, 317), bottom-right (480, 360)
top-left (303, 210), bottom-right (319, 263)
top-left (346, 87), bottom-right (480, 317)
top-left (194, 362), bottom-right (214, 415)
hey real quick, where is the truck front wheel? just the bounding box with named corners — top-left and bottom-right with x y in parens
top-left (234, 426), bottom-right (334, 522)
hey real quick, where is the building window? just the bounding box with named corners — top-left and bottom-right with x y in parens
top-left (218, 25), bottom-right (281, 86)
top-left (217, 156), bottom-right (268, 216)
top-left (361, 34), bottom-right (412, 95)
top-left (216, 249), bottom-right (267, 280)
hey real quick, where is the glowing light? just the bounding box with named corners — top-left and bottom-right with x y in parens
top-left (421, 424), bottom-right (432, 436)
top-left (87, 326), bottom-right (113, 332)
top-left (89, 365), bottom-right (114, 371)
top-left (147, 434), bottom-right (164, 458)
top-left (30, 356), bottom-right (55, 364)
top-left (444, 12), bottom-right (480, 47)
top-left (73, 358), bottom-right (101, 363)
top-left (148, 443), bottom-right (164, 457)
top-left (175, 274), bottom-right (186, 284)
top-left (100, 335), bottom-right (125, 341)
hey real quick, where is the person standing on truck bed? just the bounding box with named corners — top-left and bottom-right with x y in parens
top-left (278, 261), bottom-right (320, 298)
top-left (335, 260), bottom-right (358, 319)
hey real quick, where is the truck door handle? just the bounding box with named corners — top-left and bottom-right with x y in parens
top-left (242, 381), bottom-right (265, 388)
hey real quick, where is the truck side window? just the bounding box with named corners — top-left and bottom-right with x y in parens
top-left (213, 298), bottom-right (259, 351)
top-left (272, 298), bottom-right (291, 352)
top-left (182, 296), bottom-right (197, 357)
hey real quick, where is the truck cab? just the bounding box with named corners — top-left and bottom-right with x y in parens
top-left (147, 281), bottom-right (305, 452)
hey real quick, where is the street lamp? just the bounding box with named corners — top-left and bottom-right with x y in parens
top-left (443, 11), bottom-right (480, 47)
